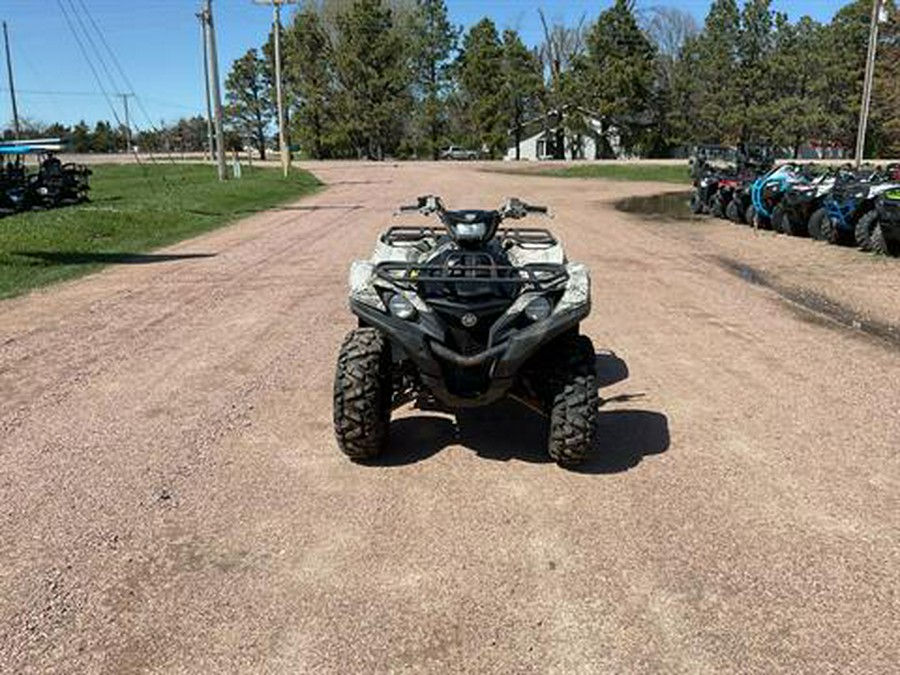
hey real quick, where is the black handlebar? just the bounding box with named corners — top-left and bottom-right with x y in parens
top-left (395, 195), bottom-right (549, 219)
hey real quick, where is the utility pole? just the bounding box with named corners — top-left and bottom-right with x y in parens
top-left (254, 0), bottom-right (296, 177)
top-left (202, 0), bottom-right (227, 180)
top-left (855, 0), bottom-right (885, 168)
top-left (196, 9), bottom-right (215, 162)
top-left (119, 93), bottom-right (134, 152)
top-left (3, 21), bottom-right (20, 139)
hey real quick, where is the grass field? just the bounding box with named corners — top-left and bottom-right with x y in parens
top-left (0, 163), bottom-right (320, 299)
top-left (536, 164), bottom-right (690, 183)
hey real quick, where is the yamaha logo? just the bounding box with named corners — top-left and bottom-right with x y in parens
top-left (461, 313), bottom-right (478, 328)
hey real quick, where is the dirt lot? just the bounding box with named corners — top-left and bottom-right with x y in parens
top-left (1, 162), bottom-right (897, 674)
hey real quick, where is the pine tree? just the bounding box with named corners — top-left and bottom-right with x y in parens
top-left (333, 0), bottom-right (410, 159)
top-left (283, 7), bottom-right (334, 159)
top-left (681, 0), bottom-right (741, 144)
top-left (408, 0), bottom-right (458, 159)
top-left (457, 18), bottom-right (505, 157)
top-left (224, 48), bottom-right (274, 159)
top-left (579, 0), bottom-right (656, 154)
top-left (766, 14), bottom-right (828, 156)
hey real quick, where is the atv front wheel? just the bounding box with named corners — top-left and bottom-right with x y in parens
top-left (808, 208), bottom-right (826, 240)
top-left (855, 210), bottom-right (878, 251)
top-left (333, 327), bottom-right (392, 460)
top-left (544, 335), bottom-right (598, 467)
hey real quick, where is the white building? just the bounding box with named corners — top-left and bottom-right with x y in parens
top-left (504, 107), bottom-right (623, 161)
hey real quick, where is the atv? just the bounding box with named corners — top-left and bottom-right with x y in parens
top-left (30, 155), bottom-right (92, 208)
top-left (816, 165), bottom-right (900, 247)
top-left (776, 168), bottom-right (836, 237)
top-left (851, 164), bottom-right (900, 252)
top-left (689, 157), bottom-right (720, 214)
top-left (859, 185), bottom-right (900, 256)
top-left (333, 195), bottom-right (597, 466)
top-left (748, 163), bottom-right (808, 230)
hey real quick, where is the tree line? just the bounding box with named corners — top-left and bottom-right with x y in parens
top-left (222, 0), bottom-right (899, 160)
top-left (5, 0), bottom-right (897, 159)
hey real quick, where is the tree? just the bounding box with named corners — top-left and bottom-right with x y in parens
top-left (91, 121), bottom-right (114, 153)
top-left (333, 0), bottom-right (410, 159)
top-left (408, 0), bottom-right (458, 159)
top-left (537, 10), bottom-right (587, 158)
top-left (870, 6), bottom-right (900, 156)
top-left (733, 0), bottom-right (776, 143)
top-left (671, 0), bottom-right (740, 145)
top-left (578, 0), bottom-right (657, 155)
top-left (457, 18), bottom-right (505, 157)
top-left (501, 29), bottom-right (543, 160)
top-left (283, 6), bottom-right (334, 158)
top-left (766, 14), bottom-right (828, 156)
top-left (224, 48), bottom-right (274, 159)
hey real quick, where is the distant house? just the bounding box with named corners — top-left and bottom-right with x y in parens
top-left (505, 107), bottom-right (625, 161)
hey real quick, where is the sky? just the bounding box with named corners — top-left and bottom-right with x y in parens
top-left (1, 0), bottom-right (848, 130)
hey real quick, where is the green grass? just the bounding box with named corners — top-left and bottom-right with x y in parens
top-left (0, 163), bottom-right (320, 299)
top-left (522, 163), bottom-right (690, 184)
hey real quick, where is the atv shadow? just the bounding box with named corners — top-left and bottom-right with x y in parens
top-left (375, 351), bottom-right (669, 473)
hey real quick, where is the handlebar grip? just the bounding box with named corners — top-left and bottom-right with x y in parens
top-left (398, 205), bottom-right (420, 212)
top-left (526, 204), bottom-right (548, 214)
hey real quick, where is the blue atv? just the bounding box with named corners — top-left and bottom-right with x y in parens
top-left (814, 166), bottom-right (895, 246)
top-left (747, 164), bottom-right (808, 230)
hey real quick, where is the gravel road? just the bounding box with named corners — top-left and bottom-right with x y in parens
top-left (1, 162), bottom-right (897, 674)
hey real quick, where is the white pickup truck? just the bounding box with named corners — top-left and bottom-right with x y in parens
top-left (440, 146), bottom-right (479, 160)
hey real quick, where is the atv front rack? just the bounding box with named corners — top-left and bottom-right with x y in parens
top-left (381, 226), bottom-right (558, 248)
top-left (375, 260), bottom-right (568, 291)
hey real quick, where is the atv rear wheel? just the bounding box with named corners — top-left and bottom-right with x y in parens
top-left (726, 199), bottom-right (743, 224)
top-left (782, 210), bottom-right (807, 237)
top-left (333, 327), bottom-right (392, 460)
top-left (710, 194), bottom-right (726, 219)
top-left (808, 208), bottom-right (826, 240)
top-left (689, 191), bottom-right (704, 214)
top-left (869, 222), bottom-right (896, 256)
top-left (543, 335), bottom-right (598, 467)
top-left (745, 204), bottom-right (757, 227)
top-left (819, 214), bottom-right (848, 245)
top-left (771, 205), bottom-right (787, 234)
top-left (855, 210), bottom-right (878, 251)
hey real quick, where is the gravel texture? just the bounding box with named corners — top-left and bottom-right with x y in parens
top-left (1, 161), bottom-right (898, 674)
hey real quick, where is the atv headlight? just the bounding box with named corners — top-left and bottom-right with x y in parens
top-left (388, 293), bottom-right (417, 320)
top-left (524, 296), bottom-right (552, 322)
top-left (451, 221), bottom-right (487, 241)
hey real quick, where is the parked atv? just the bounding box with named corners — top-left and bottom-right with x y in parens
top-left (724, 146), bottom-right (774, 225)
top-left (816, 166), bottom-right (899, 246)
top-left (689, 157), bottom-right (721, 214)
top-left (333, 196), bottom-right (597, 466)
top-left (748, 163), bottom-right (807, 229)
top-left (30, 156), bottom-right (92, 208)
top-left (852, 165), bottom-right (900, 251)
top-left (711, 176), bottom-right (740, 219)
top-left (776, 169), bottom-right (836, 237)
top-left (858, 185), bottom-right (900, 256)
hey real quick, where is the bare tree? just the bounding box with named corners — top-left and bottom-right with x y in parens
top-left (537, 9), bottom-right (587, 159)
top-left (537, 8), bottom-right (586, 85)
top-left (644, 6), bottom-right (698, 61)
